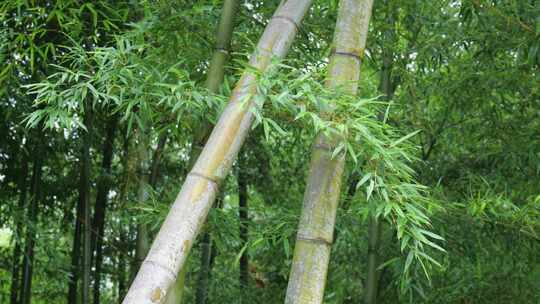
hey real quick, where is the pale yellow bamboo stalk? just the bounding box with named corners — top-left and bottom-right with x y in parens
top-left (164, 2), bottom-right (239, 303)
top-left (284, 0), bottom-right (374, 303)
top-left (123, 1), bottom-right (313, 303)
top-left (133, 0), bottom-right (239, 297)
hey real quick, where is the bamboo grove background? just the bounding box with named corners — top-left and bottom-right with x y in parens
top-left (0, 0), bottom-right (539, 303)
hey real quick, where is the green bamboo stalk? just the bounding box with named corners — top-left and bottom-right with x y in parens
top-left (134, 131), bottom-right (151, 277)
top-left (194, 230), bottom-right (212, 304)
top-left (192, 0), bottom-right (240, 149)
top-left (68, 185), bottom-right (83, 304)
top-left (284, 1), bottom-right (374, 303)
top-left (82, 103), bottom-right (93, 304)
top-left (93, 115), bottom-right (119, 304)
top-left (117, 135), bottom-right (134, 303)
top-left (133, 133), bottom-right (167, 274)
top-left (238, 159), bottom-right (249, 301)
top-left (123, 1), bottom-right (312, 303)
top-left (134, 130), bottom-right (168, 275)
top-left (164, 2), bottom-right (239, 303)
top-left (10, 153), bottom-right (28, 304)
top-left (364, 217), bottom-right (382, 304)
top-left (20, 139), bottom-right (44, 304)
top-left (205, 0), bottom-right (238, 94)
top-left (364, 3), bottom-right (395, 302)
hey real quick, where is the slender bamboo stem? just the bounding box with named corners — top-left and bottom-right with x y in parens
top-left (195, 230), bottom-right (212, 304)
top-left (134, 133), bottom-right (167, 271)
top-left (92, 115), bottom-right (118, 304)
top-left (118, 134), bottom-right (134, 303)
top-left (134, 130), bottom-right (167, 274)
top-left (132, 130), bottom-right (168, 286)
top-left (284, 1), bottom-right (374, 303)
top-left (68, 186), bottom-right (83, 304)
top-left (123, 1), bottom-right (312, 303)
top-left (364, 217), bottom-right (382, 304)
top-left (205, 0), bottom-right (238, 94)
top-left (82, 103), bottom-right (93, 304)
top-left (193, 0), bottom-right (240, 149)
top-left (238, 160), bottom-right (249, 301)
top-left (117, 229), bottom-right (127, 304)
top-left (20, 140), bottom-right (44, 304)
top-left (364, 3), bottom-right (395, 302)
top-left (118, 238), bottom-right (127, 304)
top-left (10, 154), bottom-right (28, 304)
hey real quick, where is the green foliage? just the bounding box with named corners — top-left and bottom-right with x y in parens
top-left (23, 32), bottom-right (225, 137)
top-left (0, 0), bottom-right (538, 304)
top-left (246, 58), bottom-right (446, 297)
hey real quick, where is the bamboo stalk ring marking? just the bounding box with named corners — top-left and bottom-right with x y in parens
top-left (313, 143), bottom-right (333, 151)
top-left (144, 260), bottom-right (178, 280)
top-left (188, 171), bottom-right (220, 185)
top-left (297, 235), bottom-right (333, 246)
top-left (215, 47), bottom-right (230, 55)
top-left (333, 50), bottom-right (362, 61)
top-left (272, 15), bottom-right (300, 31)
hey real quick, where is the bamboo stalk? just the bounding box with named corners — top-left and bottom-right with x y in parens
top-left (117, 135), bottom-right (134, 303)
top-left (284, 1), bottom-right (374, 303)
top-left (205, 0), bottom-right (238, 94)
top-left (166, 2), bottom-right (239, 303)
top-left (10, 154), bottom-right (28, 304)
top-left (134, 130), bottom-right (167, 274)
top-left (132, 132), bottom-right (166, 276)
top-left (192, 0), bottom-right (240, 149)
top-left (20, 140), bottom-right (44, 304)
top-left (82, 103), bottom-right (93, 304)
top-left (364, 217), bottom-right (382, 304)
top-left (68, 182), bottom-right (83, 304)
top-left (364, 3), bottom-right (395, 302)
top-left (92, 115), bottom-right (118, 304)
top-left (123, 1), bottom-right (313, 303)
top-left (238, 159), bottom-right (249, 301)
top-left (194, 230), bottom-right (212, 304)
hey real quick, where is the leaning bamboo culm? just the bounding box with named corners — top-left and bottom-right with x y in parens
top-left (123, 1), bottom-right (313, 303)
top-left (165, 1), bottom-right (239, 303)
top-left (284, 0), bottom-right (374, 303)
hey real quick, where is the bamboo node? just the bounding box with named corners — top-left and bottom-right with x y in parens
top-left (135, 168), bottom-right (151, 176)
top-left (272, 15), bottom-right (300, 31)
top-left (215, 47), bottom-right (230, 55)
top-left (333, 50), bottom-right (362, 61)
top-left (144, 260), bottom-right (177, 280)
top-left (188, 171), bottom-right (220, 185)
top-left (297, 235), bottom-right (333, 246)
top-left (313, 143), bottom-right (333, 151)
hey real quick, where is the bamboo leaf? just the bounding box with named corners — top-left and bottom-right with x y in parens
top-left (404, 251), bottom-right (414, 275)
top-left (356, 173), bottom-right (372, 189)
top-left (390, 130), bottom-right (421, 148)
top-left (366, 179), bottom-right (375, 201)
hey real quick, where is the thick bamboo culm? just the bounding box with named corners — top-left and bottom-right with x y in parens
top-left (122, 1), bottom-right (313, 303)
top-left (284, 0), bottom-right (374, 303)
top-left (165, 1), bottom-right (239, 303)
